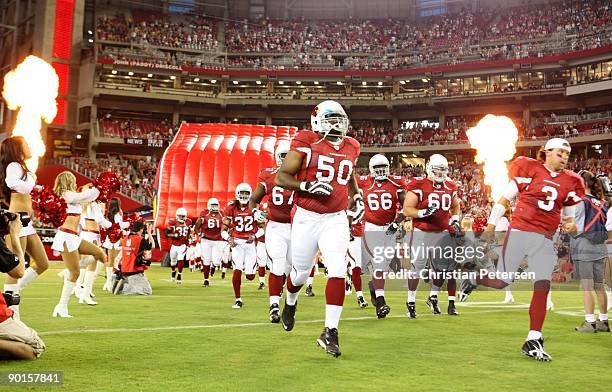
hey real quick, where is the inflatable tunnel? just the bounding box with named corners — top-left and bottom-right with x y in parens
top-left (154, 122), bottom-right (297, 249)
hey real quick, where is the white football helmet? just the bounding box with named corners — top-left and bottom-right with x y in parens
top-left (176, 207), bottom-right (187, 223)
top-left (207, 198), bottom-right (220, 213)
top-left (426, 154), bottom-right (449, 183)
top-left (310, 100), bottom-right (349, 141)
top-left (275, 141), bottom-right (290, 166)
top-left (235, 183), bottom-right (252, 205)
top-left (369, 154), bottom-right (390, 181)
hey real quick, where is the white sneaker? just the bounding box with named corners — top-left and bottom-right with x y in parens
top-left (52, 304), bottom-right (73, 318)
top-left (79, 295), bottom-right (98, 306)
top-left (547, 301), bottom-right (554, 311)
top-left (503, 295), bottom-right (515, 304)
top-left (232, 300), bottom-right (243, 309)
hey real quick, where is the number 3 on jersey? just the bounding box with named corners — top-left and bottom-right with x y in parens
top-left (234, 216), bottom-right (254, 232)
top-left (316, 155), bottom-right (353, 185)
top-left (538, 186), bottom-right (558, 211)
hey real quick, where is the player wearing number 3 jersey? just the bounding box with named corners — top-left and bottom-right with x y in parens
top-left (275, 100), bottom-right (363, 357)
top-left (460, 138), bottom-right (585, 362)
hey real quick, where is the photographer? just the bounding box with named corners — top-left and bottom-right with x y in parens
top-left (571, 171), bottom-right (610, 333)
top-left (113, 221), bottom-right (154, 295)
top-left (0, 215), bottom-right (45, 359)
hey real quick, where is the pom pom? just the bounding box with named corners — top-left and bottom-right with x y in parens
top-left (94, 172), bottom-right (121, 203)
top-left (31, 185), bottom-right (67, 228)
top-left (106, 223), bottom-right (123, 243)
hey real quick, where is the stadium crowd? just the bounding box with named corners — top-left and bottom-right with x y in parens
top-left (99, 117), bottom-right (176, 141)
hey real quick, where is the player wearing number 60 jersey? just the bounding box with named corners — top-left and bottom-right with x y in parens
top-left (249, 142), bottom-right (296, 323)
top-left (356, 154), bottom-right (407, 319)
top-left (460, 138), bottom-right (585, 362)
top-left (223, 183), bottom-right (264, 309)
top-left (275, 100), bottom-right (363, 357)
top-left (195, 198), bottom-right (224, 287)
top-left (403, 154), bottom-right (462, 319)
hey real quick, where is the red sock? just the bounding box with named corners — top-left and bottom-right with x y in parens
top-left (203, 265), bottom-right (211, 279)
top-left (351, 267), bottom-right (362, 292)
top-left (286, 275), bottom-right (302, 294)
top-left (529, 280), bottom-right (550, 332)
top-left (310, 266), bottom-right (316, 277)
top-left (232, 270), bottom-right (242, 298)
top-left (245, 274), bottom-right (255, 281)
top-left (326, 277), bottom-right (345, 306)
top-left (268, 273), bottom-right (284, 297)
top-left (447, 278), bottom-right (456, 297)
top-left (258, 266), bottom-right (266, 278)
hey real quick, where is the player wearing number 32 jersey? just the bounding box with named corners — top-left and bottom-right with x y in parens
top-left (275, 100), bottom-right (363, 357)
top-left (460, 138), bottom-right (585, 362)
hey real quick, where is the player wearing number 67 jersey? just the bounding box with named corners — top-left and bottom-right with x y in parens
top-left (195, 198), bottom-right (224, 287)
top-left (403, 154), bottom-right (462, 319)
top-left (165, 208), bottom-right (193, 285)
top-left (275, 100), bottom-right (363, 357)
top-left (249, 142), bottom-right (296, 323)
top-left (459, 138), bottom-right (585, 362)
top-left (223, 183), bottom-right (264, 309)
top-left (356, 154), bottom-right (407, 319)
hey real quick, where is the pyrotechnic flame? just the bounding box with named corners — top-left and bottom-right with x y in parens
top-left (467, 114), bottom-right (518, 201)
top-left (2, 55), bottom-right (59, 172)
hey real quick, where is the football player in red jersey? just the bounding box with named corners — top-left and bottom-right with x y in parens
top-left (165, 207), bottom-right (192, 285)
top-left (346, 215), bottom-right (368, 308)
top-left (186, 231), bottom-right (201, 272)
top-left (403, 154), bottom-right (462, 318)
top-left (195, 198), bottom-right (224, 287)
top-left (254, 203), bottom-right (269, 291)
top-left (460, 138), bottom-right (585, 361)
top-left (222, 183), bottom-right (264, 309)
top-left (249, 142), bottom-right (295, 323)
top-left (357, 154), bottom-right (407, 318)
top-left (275, 100), bottom-right (364, 357)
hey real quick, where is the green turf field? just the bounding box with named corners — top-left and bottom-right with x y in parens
top-left (1, 263), bottom-right (610, 391)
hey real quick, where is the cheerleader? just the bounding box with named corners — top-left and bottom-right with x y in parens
top-left (0, 136), bottom-right (49, 319)
top-left (102, 198), bottom-right (130, 291)
top-left (51, 172), bottom-right (107, 318)
top-left (78, 187), bottom-right (112, 305)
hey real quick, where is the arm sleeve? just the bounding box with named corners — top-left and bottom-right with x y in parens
top-left (573, 202), bottom-right (586, 232)
top-left (5, 162), bottom-right (34, 194)
top-left (63, 187), bottom-right (100, 204)
top-left (94, 204), bottom-right (112, 229)
top-left (115, 213), bottom-right (130, 229)
top-left (501, 180), bottom-right (519, 201)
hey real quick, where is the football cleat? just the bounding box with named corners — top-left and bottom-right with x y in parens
top-left (406, 302), bottom-right (417, 319)
top-left (281, 301), bottom-right (297, 331)
top-left (232, 300), bottom-right (243, 309)
top-left (176, 280), bottom-right (182, 286)
top-left (375, 296), bottom-right (391, 319)
top-left (595, 320), bottom-right (610, 332)
top-left (269, 304), bottom-right (280, 323)
top-left (202, 280), bottom-right (210, 287)
top-left (305, 285), bottom-right (315, 297)
top-left (426, 295), bottom-right (441, 315)
top-left (316, 327), bottom-right (341, 358)
top-left (459, 278), bottom-right (477, 302)
top-left (447, 300), bottom-right (459, 316)
top-left (575, 320), bottom-right (597, 333)
top-left (258, 282), bottom-right (265, 290)
top-left (357, 296), bottom-right (368, 308)
top-left (521, 338), bottom-right (552, 362)
top-left (221, 271), bottom-right (226, 280)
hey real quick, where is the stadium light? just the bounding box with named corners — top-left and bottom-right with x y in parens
top-left (256, 80), bottom-right (262, 85)
top-left (362, 81), bottom-right (367, 86)
top-left (278, 81), bottom-right (284, 85)
top-left (233, 80), bottom-right (239, 85)
top-left (336, 81), bottom-right (343, 85)
top-left (210, 79), bottom-right (217, 83)
top-left (422, 78), bottom-right (429, 83)
top-left (377, 81), bottom-right (383, 86)
top-left (88, 39), bottom-right (94, 43)
top-left (194, 78), bottom-right (200, 82)
top-left (76, 134), bottom-right (82, 140)
top-left (399, 80), bottom-right (406, 84)
top-left (87, 30), bottom-right (93, 35)
top-left (128, 71), bottom-right (134, 76)
top-left (296, 81), bottom-right (301, 85)
top-left (147, 73), bottom-right (153, 78)
top-left (111, 70), bottom-right (117, 75)
top-left (170, 75), bottom-right (176, 80)
top-left (314, 81), bottom-right (319, 85)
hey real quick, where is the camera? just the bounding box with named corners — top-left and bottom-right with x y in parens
top-left (2, 292), bottom-right (20, 306)
top-left (0, 209), bottom-right (31, 235)
top-left (598, 175), bottom-right (611, 198)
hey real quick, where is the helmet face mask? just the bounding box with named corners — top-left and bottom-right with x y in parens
top-left (176, 207), bottom-right (187, 223)
top-left (235, 183), bottom-right (252, 205)
top-left (311, 100), bottom-right (349, 142)
top-left (275, 142), bottom-right (290, 167)
top-left (207, 198), bottom-right (220, 213)
top-left (369, 154), bottom-right (390, 181)
top-left (426, 154), bottom-right (449, 183)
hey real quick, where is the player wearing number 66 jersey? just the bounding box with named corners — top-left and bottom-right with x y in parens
top-left (403, 154), bottom-right (462, 319)
top-left (165, 208), bottom-right (193, 285)
top-left (275, 100), bottom-right (362, 357)
top-left (249, 142), bottom-right (296, 323)
top-left (223, 183), bottom-right (264, 309)
top-left (195, 198), bottom-right (224, 287)
top-left (460, 138), bottom-right (585, 362)
top-left (356, 154), bottom-right (407, 319)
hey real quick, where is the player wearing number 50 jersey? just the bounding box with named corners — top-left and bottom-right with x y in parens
top-left (249, 142), bottom-right (296, 324)
top-left (460, 138), bottom-right (585, 362)
top-left (275, 100), bottom-right (363, 357)
top-left (195, 198), bottom-right (224, 287)
top-left (403, 154), bottom-right (462, 319)
top-left (356, 154), bottom-right (407, 318)
top-left (222, 183), bottom-right (264, 309)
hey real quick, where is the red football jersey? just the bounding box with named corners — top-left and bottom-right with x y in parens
top-left (358, 175), bottom-right (407, 226)
top-left (224, 201), bottom-right (257, 240)
top-left (406, 177), bottom-right (457, 232)
top-left (199, 210), bottom-right (223, 241)
top-left (167, 218), bottom-right (192, 246)
top-left (258, 167), bottom-right (294, 224)
top-left (509, 156), bottom-right (585, 233)
top-left (290, 130), bottom-right (360, 214)
top-left (351, 218), bottom-right (364, 237)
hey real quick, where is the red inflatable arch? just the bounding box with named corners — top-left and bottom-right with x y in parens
top-left (154, 122), bottom-right (298, 250)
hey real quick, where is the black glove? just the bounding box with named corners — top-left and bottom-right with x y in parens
top-left (0, 238), bottom-right (19, 274)
top-left (385, 222), bottom-right (399, 236)
top-left (300, 181), bottom-right (333, 196)
top-left (417, 205), bottom-right (438, 219)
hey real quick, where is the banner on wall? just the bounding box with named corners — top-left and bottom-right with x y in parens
top-left (124, 137), bottom-right (168, 148)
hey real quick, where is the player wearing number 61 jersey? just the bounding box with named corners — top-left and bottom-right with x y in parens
top-left (275, 100), bottom-right (363, 357)
top-left (195, 198), bottom-right (224, 287)
top-left (223, 183), bottom-right (264, 309)
top-left (249, 142), bottom-right (296, 323)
